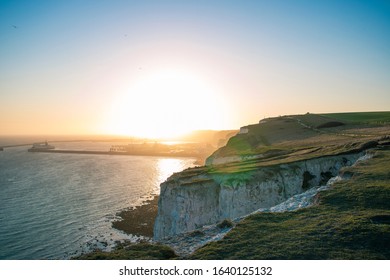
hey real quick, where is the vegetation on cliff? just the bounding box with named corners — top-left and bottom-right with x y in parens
top-left (206, 112), bottom-right (390, 173)
top-left (73, 241), bottom-right (176, 260)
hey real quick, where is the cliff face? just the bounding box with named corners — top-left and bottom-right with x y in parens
top-left (154, 152), bottom-right (362, 240)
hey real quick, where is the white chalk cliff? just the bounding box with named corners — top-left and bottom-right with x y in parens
top-left (153, 152), bottom-right (363, 240)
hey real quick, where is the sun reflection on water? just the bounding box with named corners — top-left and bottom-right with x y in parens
top-left (155, 158), bottom-right (195, 193)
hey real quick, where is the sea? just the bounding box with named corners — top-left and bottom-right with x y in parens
top-left (0, 138), bottom-right (196, 259)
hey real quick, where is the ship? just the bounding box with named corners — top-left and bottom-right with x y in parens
top-left (28, 141), bottom-right (55, 152)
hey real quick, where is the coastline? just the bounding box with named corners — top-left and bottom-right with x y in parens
top-left (112, 196), bottom-right (159, 238)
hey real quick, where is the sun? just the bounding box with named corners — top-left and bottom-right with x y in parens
top-left (102, 69), bottom-right (229, 139)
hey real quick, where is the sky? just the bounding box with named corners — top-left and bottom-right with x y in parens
top-left (1, 0), bottom-right (389, 138)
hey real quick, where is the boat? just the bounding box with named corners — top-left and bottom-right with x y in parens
top-left (28, 141), bottom-right (55, 152)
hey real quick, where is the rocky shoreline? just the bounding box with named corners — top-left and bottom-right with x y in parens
top-left (112, 196), bottom-right (159, 238)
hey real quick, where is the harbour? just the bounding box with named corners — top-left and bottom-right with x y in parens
top-left (23, 140), bottom-right (212, 161)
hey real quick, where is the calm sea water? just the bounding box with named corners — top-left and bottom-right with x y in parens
top-left (0, 140), bottom-right (195, 259)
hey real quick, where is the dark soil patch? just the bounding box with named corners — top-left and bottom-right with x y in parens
top-left (112, 196), bottom-right (159, 238)
top-left (316, 121), bottom-right (345, 129)
top-left (370, 215), bottom-right (390, 225)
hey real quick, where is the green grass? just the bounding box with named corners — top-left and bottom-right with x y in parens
top-left (72, 242), bottom-right (177, 260)
top-left (207, 113), bottom-right (389, 167)
top-left (321, 112), bottom-right (390, 124)
top-left (190, 149), bottom-right (390, 259)
top-left (207, 142), bottom-right (371, 174)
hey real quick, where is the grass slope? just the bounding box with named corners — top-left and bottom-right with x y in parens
top-left (206, 113), bottom-right (390, 174)
top-left (73, 242), bottom-right (177, 260)
top-left (321, 112), bottom-right (390, 124)
top-left (231, 112), bottom-right (389, 151)
top-left (190, 148), bottom-right (390, 259)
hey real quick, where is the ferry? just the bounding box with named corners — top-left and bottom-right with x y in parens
top-left (28, 141), bottom-right (55, 151)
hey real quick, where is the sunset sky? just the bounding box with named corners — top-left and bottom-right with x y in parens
top-left (1, 0), bottom-right (389, 138)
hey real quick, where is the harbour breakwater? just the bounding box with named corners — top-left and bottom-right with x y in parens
top-left (27, 148), bottom-right (199, 158)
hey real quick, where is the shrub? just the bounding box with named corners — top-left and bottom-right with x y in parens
top-left (217, 219), bottom-right (234, 229)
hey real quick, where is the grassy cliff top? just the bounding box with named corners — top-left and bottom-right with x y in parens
top-left (204, 112), bottom-right (390, 173)
top-left (321, 111), bottom-right (390, 124)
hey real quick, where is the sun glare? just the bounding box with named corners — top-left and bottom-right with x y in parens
top-left (102, 69), bottom-right (229, 139)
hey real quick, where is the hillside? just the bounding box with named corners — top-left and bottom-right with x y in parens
top-left (321, 111), bottom-right (390, 124)
top-left (206, 112), bottom-right (390, 170)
